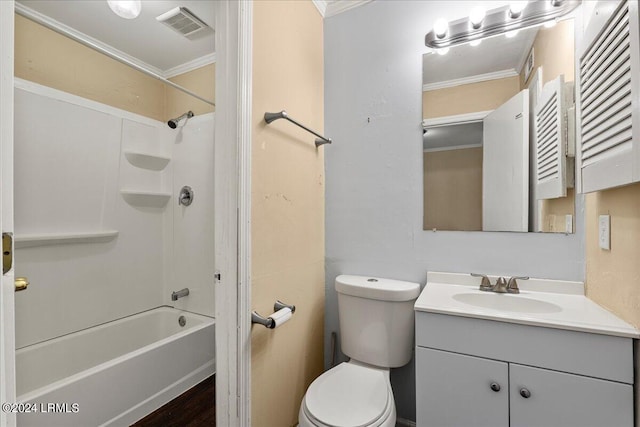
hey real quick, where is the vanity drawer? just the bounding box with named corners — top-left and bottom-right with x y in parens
top-left (415, 311), bottom-right (634, 384)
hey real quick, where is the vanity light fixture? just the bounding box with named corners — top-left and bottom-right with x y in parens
top-left (469, 7), bottom-right (486, 29)
top-left (509, 1), bottom-right (528, 19)
top-left (107, 0), bottom-right (141, 19)
top-left (433, 18), bottom-right (449, 39)
top-left (425, 0), bottom-right (580, 49)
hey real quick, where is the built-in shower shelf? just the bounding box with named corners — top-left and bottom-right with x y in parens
top-left (15, 230), bottom-right (119, 248)
top-left (124, 151), bottom-right (171, 171)
top-left (120, 190), bottom-right (172, 207)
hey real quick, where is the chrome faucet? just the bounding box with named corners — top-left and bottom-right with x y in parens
top-left (171, 288), bottom-right (190, 301)
top-left (471, 274), bottom-right (529, 294)
top-left (506, 276), bottom-right (529, 294)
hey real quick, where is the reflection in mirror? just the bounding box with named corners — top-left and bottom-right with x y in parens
top-left (423, 17), bottom-right (576, 233)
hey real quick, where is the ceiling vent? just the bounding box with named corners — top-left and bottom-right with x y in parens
top-left (156, 7), bottom-right (211, 40)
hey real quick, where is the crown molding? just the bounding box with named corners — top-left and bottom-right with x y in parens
top-left (312, 0), bottom-right (328, 17)
top-left (15, 3), bottom-right (215, 80)
top-left (422, 69), bottom-right (519, 92)
top-left (164, 53), bottom-right (217, 78)
top-left (313, 0), bottom-right (373, 18)
top-left (15, 3), bottom-right (167, 78)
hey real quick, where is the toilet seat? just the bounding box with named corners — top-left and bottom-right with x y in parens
top-left (302, 362), bottom-right (393, 427)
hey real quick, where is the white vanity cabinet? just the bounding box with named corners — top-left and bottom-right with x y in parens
top-left (415, 312), bottom-right (635, 427)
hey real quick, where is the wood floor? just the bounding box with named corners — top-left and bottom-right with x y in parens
top-left (131, 375), bottom-right (216, 427)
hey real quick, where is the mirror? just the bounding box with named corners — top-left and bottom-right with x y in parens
top-left (422, 18), bottom-right (576, 233)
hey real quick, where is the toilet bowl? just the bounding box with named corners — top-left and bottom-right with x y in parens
top-left (298, 362), bottom-right (396, 427)
top-left (298, 275), bottom-right (420, 427)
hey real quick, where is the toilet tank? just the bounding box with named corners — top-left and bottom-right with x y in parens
top-left (336, 275), bottom-right (421, 368)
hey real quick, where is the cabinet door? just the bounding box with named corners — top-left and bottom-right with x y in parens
top-left (510, 364), bottom-right (633, 427)
top-left (416, 347), bottom-right (508, 427)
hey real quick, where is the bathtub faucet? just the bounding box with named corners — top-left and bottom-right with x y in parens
top-left (171, 288), bottom-right (190, 301)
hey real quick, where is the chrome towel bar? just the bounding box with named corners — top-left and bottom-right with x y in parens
top-left (264, 110), bottom-right (332, 147)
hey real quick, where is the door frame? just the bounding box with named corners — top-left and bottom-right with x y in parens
top-left (214, 1), bottom-right (252, 426)
top-left (0, 0), bottom-right (253, 426)
top-left (0, 1), bottom-right (16, 426)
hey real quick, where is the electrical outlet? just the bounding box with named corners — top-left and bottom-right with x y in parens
top-left (599, 215), bottom-right (610, 250)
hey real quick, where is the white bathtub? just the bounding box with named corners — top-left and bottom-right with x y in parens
top-left (15, 306), bottom-right (215, 427)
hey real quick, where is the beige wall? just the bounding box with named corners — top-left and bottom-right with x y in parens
top-left (15, 14), bottom-right (214, 122)
top-left (585, 184), bottom-right (640, 328)
top-left (251, 1), bottom-right (325, 426)
top-left (423, 148), bottom-right (482, 231)
top-left (166, 63), bottom-right (215, 119)
top-left (520, 19), bottom-right (574, 88)
top-left (423, 76), bottom-right (520, 119)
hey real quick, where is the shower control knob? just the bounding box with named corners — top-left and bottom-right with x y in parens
top-left (179, 186), bottom-right (194, 206)
top-left (490, 382), bottom-right (501, 392)
top-left (520, 388), bottom-right (531, 398)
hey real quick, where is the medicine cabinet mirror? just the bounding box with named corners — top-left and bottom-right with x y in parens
top-left (422, 16), bottom-right (576, 233)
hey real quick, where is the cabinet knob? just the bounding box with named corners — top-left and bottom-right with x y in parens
top-left (520, 388), bottom-right (531, 398)
top-left (490, 382), bottom-right (501, 392)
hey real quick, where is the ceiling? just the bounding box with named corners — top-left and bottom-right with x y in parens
top-left (423, 26), bottom-right (539, 87)
top-left (17, 0), bottom-right (215, 75)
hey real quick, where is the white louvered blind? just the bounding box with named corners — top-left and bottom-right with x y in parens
top-left (535, 75), bottom-right (567, 199)
top-left (577, 0), bottom-right (640, 193)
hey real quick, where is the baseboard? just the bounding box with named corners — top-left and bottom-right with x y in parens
top-left (396, 417), bottom-right (417, 427)
top-left (103, 362), bottom-right (215, 426)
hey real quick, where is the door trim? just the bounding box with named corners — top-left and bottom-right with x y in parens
top-left (0, 1), bottom-right (16, 426)
top-left (214, 1), bottom-right (252, 425)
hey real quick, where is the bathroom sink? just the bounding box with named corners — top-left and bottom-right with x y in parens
top-left (452, 292), bottom-right (562, 314)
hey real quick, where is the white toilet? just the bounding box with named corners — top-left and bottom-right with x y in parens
top-left (299, 275), bottom-right (420, 427)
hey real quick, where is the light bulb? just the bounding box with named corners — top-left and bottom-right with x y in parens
top-left (469, 7), bottom-right (486, 28)
top-left (107, 0), bottom-right (142, 19)
top-left (434, 18), bottom-right (448, 39)
top-left (436, 47), bottom-right (450, 56)
top-left (470, 39), bottom-right (482, 47)
top-left (509, 1), bottom-right (528, 18)
top-left (505, 29), bottom-right (520, 38)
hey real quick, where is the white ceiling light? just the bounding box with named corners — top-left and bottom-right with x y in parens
top-left (107, 0), bottom-right (141, 20)
top-left (470, 39), bottom-right (482, 47)
top-left (436, 47), bottom-right (450, 56)
top-left (469, 7), bottom-right (486, 29)
top-left (544, 19), bottom-right (557, 28)
top-left (434, 18), bottom-right (448, 39)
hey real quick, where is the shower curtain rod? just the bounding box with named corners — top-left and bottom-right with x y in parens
top-left (15, 5), bottom-right (216, 108)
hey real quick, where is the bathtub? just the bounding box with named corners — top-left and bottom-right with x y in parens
top-left (15, 306), bottom-right (215, 427)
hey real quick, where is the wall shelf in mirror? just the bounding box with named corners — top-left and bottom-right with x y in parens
top-left (124, 151), bottom-right (171, 171)
top-left (120, 190), bottom-right (172, 207)
top-left (15, 230), bottom-right (119, 249)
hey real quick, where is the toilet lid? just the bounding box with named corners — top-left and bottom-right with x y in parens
top-left (304, 363), bottom-right (390, 427)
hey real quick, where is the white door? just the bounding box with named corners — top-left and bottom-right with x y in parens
top-left (0, 1), bottom-right (16, 425)
top-left (483, 89), bottom-right (529, 232)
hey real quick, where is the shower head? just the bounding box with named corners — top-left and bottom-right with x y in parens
top-left (167, 111), bottom-right (194, 129)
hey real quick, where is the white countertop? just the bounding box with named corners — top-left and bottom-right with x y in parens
top-left (414, 272), bottom-right (640, 339)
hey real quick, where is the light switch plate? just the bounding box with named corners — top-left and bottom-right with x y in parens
top-left (565, 215), bottom-right (573, 233)
top-left (599, 215), bottom-right (610, 250)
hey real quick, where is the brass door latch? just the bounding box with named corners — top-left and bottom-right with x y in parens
top-left (2, 232), bottom-right (12, 275)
